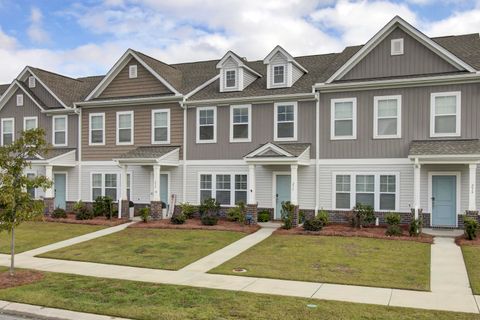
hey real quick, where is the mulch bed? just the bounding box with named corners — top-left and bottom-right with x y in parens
top-left (45, 213), bottom-right (130, 226)
top-left (130, 218), bottom-right (261, 233)
top-left (274, 224), bottom-right (434, 243)
top-left (0, 270), bottom-right (44, 289)
top-left (455, 234), bottom-right (479, 246)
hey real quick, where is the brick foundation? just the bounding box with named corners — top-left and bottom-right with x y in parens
top-left (246, 204), bottom-right (258, 225)
top-left (43, 198), bottom-right (54, 215)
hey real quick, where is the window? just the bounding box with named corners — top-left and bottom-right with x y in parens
top-left (129, 65), bottom-right (137, 78)
top-left (116, 111), bottom-right (134, 145)
top-left (26, 172), bottom-right (36, 198)
top-left (52, 115), bottom-right (67, 146)
top-left (273, 65), bottom-right (286, 85)
top-left (197, 107), bottom-right (216, 143)
top-left (16, 94), bottom-right (23, 107)
top-left (89, 113), bottom-right (105, 145)
top-left (380, 175), bottom-right (396, 210)
top-left (274, 102), bottom-right (297, 141)
top-left (1, 118), bottom-right (14, 145)
top-left (235, 174), bottom-right (248, 204)
top-left (331, 98), bottom-right (356, 140)
top-left (23, 117), bottom-right (37, 131)
top-left (335, 175), bottom-right (351, 209)
top-left (374, 95), bottom-right (401, 139)
top-left (430, 92), bottom-right (461, 137)
top-left (28, 76), bottom-right (36, 88)
top-left (151, 109), bottom-right (170, 144)
top-left (225, 69), bottom-right (236, 88)
top-left (230, 105), bottom-right (251, 142)
top-left (391, 38), bottom-right (404, 55)
top-left (216, 175), bottom-right (231, 205)
top-left (200, 174), bottom-right (212, 202)
top-left (199, 173), bottom-right (248, 205)
top-left (92, 173), bottom-right (118, 201)
top-left (355, 175), bottom-right (375, 208)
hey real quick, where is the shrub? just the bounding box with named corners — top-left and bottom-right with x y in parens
top-left (350, 203), bottom-right (375, 228)
top-left (281, 201), bottom-right (295, 230)
top-left (257, 210), bottom-right (270, 222)
top-left (464, 217), bottom-right (479, 240)
top-left (409, 211), bottom-right (423, 237)
top-left (74, 201), bottom-right (93, 220)
top-left (139, 207), bottom-right (150, 223)
top-left (93, 196), bottom-right (114, 219)
top-left (51, 207), bottom-right (67, 219)
top-left (298, 211), bottom-right (305, 224)
top-left (385, 212), bottom-right (402, 236)
top-left (201, 214), bottom-right (218, 226)
top-left (179, 202), bottom-right (196, 219)
top-left (171, 213), bottom-right (187, 225)
top-left (303, 215), bottom-right (323, 231)
top-left (199, 198), bottom-right (220, 226)
top-left (226, 201), bottom-right (246, 223)
top-left (317, 210), bottom-right (329, 226)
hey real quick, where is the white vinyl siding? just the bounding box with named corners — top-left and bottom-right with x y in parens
top-left (151, 109), bottom-right (170, 144)
top-left (23, 116), bottom-right (38, 131)
top-left (89, 113), bottom-right (105, 145)
top-left (331, 98), bottom-right (356, 140)
top-left (196, 106), bottom-right (216, 143)
top-left (374, 95), bottom-right (401, 139)
top-left (1, 118), bottom-right (14, 145)
top-left (274, 102), bottom-right (297, 141)
top-left (430, 91), bottom-right (461, 137)
top-left (52, 115), bottom-right (67, 146)
top-left (230, 104), bottom-right (251, 142)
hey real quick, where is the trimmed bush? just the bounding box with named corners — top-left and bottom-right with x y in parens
top-left (199, 198), bottom-right (220, 226)
top-left (74, 201), bottom-right (93, 220)
top-left (139, 207), bottom-right (150, 223)
top-left (317, 210), bottom-right (329, 226)
top-left (179, 202), bottom-right (196, 219)
top-left (93, 196), bottom-right (114, 219)
top-left (226, 201), bottom-right (246, 223)
top-left (464, 216), bottom-right (479, 240)
top-left (350, 203), bottom-right (375, 228)
top-left (201, 214), bottom-right (218, 226)
top-left (257, 210), bottom-right (270, 222)
top-left (171, 213), bottom-right (187, 225)
top-left (51, 207), bottom-right (67, 219)
top-left (409, 218), bottom-right (422, 237)
top-left (281, 201), bottom-right (295, 230)
top-left (385, 212), bottom-right (403, 236)
top-left (303, 215), bottom-right (323, 231)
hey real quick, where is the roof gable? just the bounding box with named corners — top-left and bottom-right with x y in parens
top-left (0, 81), bottom-right (46, 112)
top-left (216, 51), bottom-right (262, 77)
top-left (264, 45), bottom-right (308, 73)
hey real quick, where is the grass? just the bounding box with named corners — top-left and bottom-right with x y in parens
top-left (211, 234), bottom-right (431, 290)
top-left (39, 228), bottom-right (245, 270)
top-left (462, 245), bottom-right (480, 294)
top-left (0, 271), bottom-right (477, 320)
top-left (0, 222), bottom-right (105, 253)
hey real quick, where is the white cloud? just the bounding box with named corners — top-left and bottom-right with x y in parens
top-left (27, 7), bottom-right (50, 43)
top-left (422, 8), bottom-right (480, 36)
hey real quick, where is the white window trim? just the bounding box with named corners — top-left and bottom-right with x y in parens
top-left (52, 115), bottom-right (68, 147)
top-left (116, 111), bottom-right (134, 145)
top-left (28, 76), bottom-right (36, 88)
top-left (224, 68), bottom-right (237, 89)
top-left (25, 171), bottom-right (37, 199)
top-left (1, 118), bottom-right (14, 146)
top-left (272, 64), bottom-right (287, 86)
top-left (229, 104), bottom-right (252, 143)
top-left (373, 95), bottom-right (402, 139)
top-left (330, 98), bottom-right (357, 140)
top-left (23, 116), bottom-right (38, 131)
top-left (90, 172), bottom-right (119, 202)
top-left (391, 38), bottom-right (404, 55)
top-left (89, 112), bottom-right (105, 146)
top-left (151, 109), bottom-right (171, 144)
top-left (196, 106), bottom-right (217, 144)
top-left (332, 172), bottom-right (400, 211)
top-left (129, 65), bottom-right (138, 78)
top-left (274, 101), bottom-right (298, 142)
top-left (16, 94), bottom-right (24, 107)
top-left (430, 91), bottom-right (461, 137)
top-left (197, 172), bottom-right (248, 206)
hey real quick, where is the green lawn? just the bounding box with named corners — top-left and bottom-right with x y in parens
top-left (0, 222), bottom-right (105, 253)
top-left (461, 245), bottom-right (480, 294)
top-left (0, 271), bottom-right (477, 320)
top-left (211, 235), bottom-right (431, 291)
top-left (39, 228), bottom-right (245, 270)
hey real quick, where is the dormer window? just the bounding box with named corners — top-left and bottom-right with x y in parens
top-left (264, 45), bottom-right (307, 89)
top-left (129, 65), bottom-right (138, 78)
top-left (216, 51), bottom-right (261, 92)
top-left (273, 65), bottom-right (286, 85)
top-left (391, 38), bottom-right (404, 55)
top-left (28, 76), bottom-right (36, 88)
top-left (225, 69), bottom-right (236, 88)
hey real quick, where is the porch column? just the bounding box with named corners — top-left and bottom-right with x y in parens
top-left (151, 164), bottom-right (163, 220)
top-left (120, 165), bottom-right (130, 219)
top-left (246, 164), bottom-right (258, 224)
top-left (468, 163), bottom-right (477, 212)
top-left (413, 159), bottom-right (421, 219)
top-left (44, 165), bottom-right (54, 215)
top-left (290, 164), bottom-right (299, 227)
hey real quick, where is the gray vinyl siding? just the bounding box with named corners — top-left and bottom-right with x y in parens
top-left (292, 64), bottom-right (303, 84)
top-left (243, 70), bottom-right (257, 88)
top-left (187, 100), bottom-right (316, 160)
top-left (319, 83), bottom-right (480, 158)
top-left (22, 72), bottom-right (64, 109)
top-left (342, 27), bottom-right (458, 81)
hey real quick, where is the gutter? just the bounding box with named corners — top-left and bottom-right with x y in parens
top-left (184, 92), bottom-right (316, 106)
top-left (75, 95), bottom-right (184, 108)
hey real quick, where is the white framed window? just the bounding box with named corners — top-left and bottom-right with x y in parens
top-left (430, 91), bottom-right (461, 137)
top-left (199, 174), bottom-right (212, 202)
top-left (234, 174), bottom-right (248, 204)
top-left (374, 95), bottom-right (401, 139)
top-left (198, 173), bottom-right (248, 206)
top-left (52, 115), bottom-right (68, 146)
top-left (273, 64), bottom-right (286, 85)
top-left (23, 116), bottom-right (38, 131)
top-left (196, 106), bottom-right (216, 143)
top-left (116, 111), bottom-right (134, 145)
top-left (89, 113), bottom-right (105, 145)
top-left (91, 173), bottom-right (119, 201)
top-left (331, 98), bottom-right (356, 140)
top-left (129, 65), bottom-right (137, 79)
top-left (16, 94), bottom-right (24, 107)
top-left (28, 76), bottom-right (36, 88)
top-left (216, 174), bottom-right (231, 205)
top-left (332, 172), bottom-right (399, 211)
top-left (230, 104), bottom-right (251, 142)
top-left (274, 102), bottom-right (297, 141)
top-left (225, 69), bottom-right (237, 88)
top-left (1, 118), bottom-right (14, 145)
top-left (26, 172), bottom-right (36, 199)
top-left (391, 38), bottom-right (404, 55)
top-left (151, 109), bottom-right (170, 144)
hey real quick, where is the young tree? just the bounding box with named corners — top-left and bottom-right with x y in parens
top-left (0, 128), bottom-right (52, 276)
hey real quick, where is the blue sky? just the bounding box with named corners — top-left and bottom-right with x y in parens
top-left (0, 0), bottom-right (478, 82)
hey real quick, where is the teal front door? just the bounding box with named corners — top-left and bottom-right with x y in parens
top-left (54, 173), bottom-right (66, 209)
top-left (275, 175), bottom-right (291, 220)
top-left (160, 174), bottom-right (169, 207)
top-left (432, 175), bottom-right (457, 227)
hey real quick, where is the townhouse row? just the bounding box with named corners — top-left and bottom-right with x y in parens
top-left (1, 16), bottom-right (480, 227)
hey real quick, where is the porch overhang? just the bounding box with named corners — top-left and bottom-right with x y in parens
top-left (408, 139), bottom-right (480, 164)
top-left (243, 142), bottom-right (310, 165)
top-left (29, 148), bottom-right (77, 167)
top-left (113, 146), bottom-right (180, 166)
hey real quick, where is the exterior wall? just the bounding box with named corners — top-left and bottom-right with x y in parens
top-left (81, 103), bottom-right (183, 160)
top-left (186, 100), bottom-right (316, 160)
top-left (26, 165), bottom-right (79, 202)
top-left (342, 27), bottom-right (458, 81)
top-left (319, 83), bottom-right (480, 159)
top-left (21, 72), bottom-right (64, 109)
top-left (98, 57), bottom-right (172, 99)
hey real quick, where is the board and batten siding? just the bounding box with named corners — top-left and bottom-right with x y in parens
top-left (342, 27), bottom-right (458, 81)
top-left (98, 57), bottom-right (172, 99)
top-left (81, 103), bottom-right (183, 161)
top-left (22, 72), bottom-right (64, 109)
top-left (186, 100), bottom-right (316, 160)
top-left (320, 83), bottom-right (480, 158)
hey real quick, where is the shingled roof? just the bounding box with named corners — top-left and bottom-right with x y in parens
top-left (0, 84), bottom-right (9, 96)
top-left (409, 139), bottom-right (480, 156)
top-left (117, 146), bottom-right (180, 159)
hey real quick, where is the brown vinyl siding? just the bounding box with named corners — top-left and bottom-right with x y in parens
top-left (186, 100), bottom-right (316, 160)
top-left (81, 103), bottom-right (183, 160)
top-left (98, 57), bottom-right (173, 99)
top-left (342, 28), bottom-right (459, 81)
top-left (319, 83), bottom-right (480, 159)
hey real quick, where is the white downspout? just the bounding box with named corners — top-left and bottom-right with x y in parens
top-left (182, 99), bottom-right (187, 203)
top-left (76, 106), bottom-right (82, 202)
top-left (314, 91), bottom-right (320, 213)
